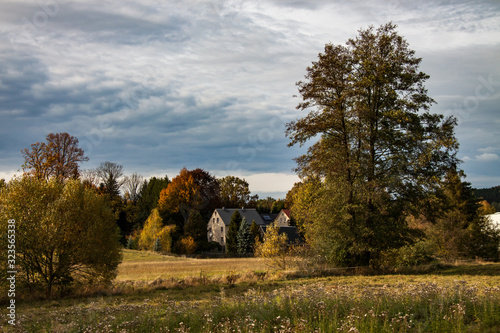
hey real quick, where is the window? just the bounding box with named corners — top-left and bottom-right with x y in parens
top-left (217, 217), bottom-right (219, 223)
top-left (221, 237), bottom-right (224, 243)
top-left (221, 226), bottom-right (224, 233)
top-left (213, 218), bottom-right (215, 223)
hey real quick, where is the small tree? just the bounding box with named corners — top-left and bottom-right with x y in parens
top-left (237, 217), bottom-right (252, 253)
top-left (255, 221), bottom-right (289, 270)
top-left (153, 238), bottom-right (162, 252)
top-left (178, 236), bottom-right (197, 254)
top-left (226, 210), bottom-right (241, 253)
top-left (250, 220), bottom-right (261, 245)
top-left (184, 209), bottom-right (206, 244)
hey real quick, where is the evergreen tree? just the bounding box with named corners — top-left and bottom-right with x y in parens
top-left (237, 217), bottom-right (252, 253)
top-left (250, 220), bottom-right (261, 245)
top-left (226, 210), bottom-right (241, 253)
top-left (184, 209), bottom-right (206, 244)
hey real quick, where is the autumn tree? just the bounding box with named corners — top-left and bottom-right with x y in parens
top-left (138, 208), bottom-right (175, 252)
top-left (226, 210), bottom-right (241, 253)
top-left (21, 133), bottom-right (88, 180)
top-left (426, 170), bottom-right (500, 260)
top-left (286, 23), bottom-right (458, 267)
top-left (255, 221), bottom-right (289, 270)
top-left (0, 177), bottom-right (122, 298)
top-left (158, 168), bottom-right (220, 232)
top-left (136, 175), bottom-right (170, 228)
top-left (218, 176), bottom-right (251, 208)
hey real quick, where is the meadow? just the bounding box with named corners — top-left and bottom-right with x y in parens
top-left (3, 250), bottom-right (500, 332)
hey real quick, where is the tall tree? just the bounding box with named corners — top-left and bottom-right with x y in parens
top-left (158, 168), bottom-right (220, 229)
top-left (96, 161), bottom-right (124, 198)
top-left (286, 23), bottom-right (458, 267)
top-left (219, 176), bottom-right (251, 208)
top-left (237, 217), bottom-right (252, 253)
top-left (226, 210), bottom-right (241, 253)
top-left (21, 133), bottom-right (88, 180)
top-left (136, 175), bottom-right (170, 228)
top-left (123, 173), bottom-right (143, 202)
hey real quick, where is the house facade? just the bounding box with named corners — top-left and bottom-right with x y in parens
top-left (274, 209), bottom-right (291, 227)
top-left (207, 208), bottom-right (266, 246)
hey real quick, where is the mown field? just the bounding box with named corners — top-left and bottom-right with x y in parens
top-left (3, 250), bottom-right (500, 332)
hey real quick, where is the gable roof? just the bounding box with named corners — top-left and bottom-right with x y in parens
top-left (214, 208), bottom-right (265, 226)
top-left (281, 209), bottom-right (291, 218)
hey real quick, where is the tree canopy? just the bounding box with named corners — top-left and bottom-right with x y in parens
top-left (0, 177), bottom-right (122, 298)
top-left (287, 23), bottom-right (459, 267)
top-left (21, 133), bottom-right (88, 180)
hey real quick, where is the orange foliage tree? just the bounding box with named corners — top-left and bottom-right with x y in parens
top-left (21, 133), bottom-right (88, 180)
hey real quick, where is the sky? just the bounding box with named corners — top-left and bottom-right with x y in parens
top-left (0, 0), bottom-right (499, 198)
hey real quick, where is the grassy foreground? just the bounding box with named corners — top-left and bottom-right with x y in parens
top-left (3, 250), bottom-right (500, 332)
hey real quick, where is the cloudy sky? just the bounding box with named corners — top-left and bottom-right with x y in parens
top-left (0, 0), bottom-right (499, 198)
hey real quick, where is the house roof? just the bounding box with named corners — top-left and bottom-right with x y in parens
top-left (281, 209), bottom-right (291, 218)
top-left (260, 226), bottom-right (302, 244)
top-left (214, 208), bottom-right (265, 226)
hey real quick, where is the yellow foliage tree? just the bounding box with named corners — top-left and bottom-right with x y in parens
top-left (0, 177), bottom-right (122, 298)
top-left (138, 208), bottom-right (175, 252)
top-left (255, 221), bottom-right (289, 270)
top-left (178, 236), bottom-right (197, 254)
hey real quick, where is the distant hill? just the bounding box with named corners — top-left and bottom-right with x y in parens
top-left (474, 185), bottom-right (500, 211)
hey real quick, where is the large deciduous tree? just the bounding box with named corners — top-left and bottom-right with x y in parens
top-left (158, 168), bottom-right (220, 229)
top-left (218, 176), bottom-right (251, 208)
top-left (286, 23), bottom-right (458, 267)
top-left (0, 177), bottom-right (122, 298)
top-left (21, 133), bottom-right (88, 180)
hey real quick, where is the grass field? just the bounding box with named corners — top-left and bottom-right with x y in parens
top-left (3, 250), bottom-right (500, 332)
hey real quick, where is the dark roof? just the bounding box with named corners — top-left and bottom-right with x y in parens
top-left (260, 226), bottom-right (302, 244)
top-left (215, 208), bottom-right (265, 226)
top-left (259, 213), bottom-right (279, 225)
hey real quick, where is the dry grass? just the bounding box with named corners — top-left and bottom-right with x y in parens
top-left (117, 249), bottom-right (268, 281)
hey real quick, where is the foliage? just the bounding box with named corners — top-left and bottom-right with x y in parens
top-left (474, 185), bottom-right (500, 209)
top-left (255, 221), bottom-right (289, 270)
top-left (158, 168), bottom-right (220, 233)
top-left (178, 236), bottom-right (197, 254)
top-left (286, 23), bottom-right (458, 267)
top-left (250, 220), bottom-right (262, 244)
top-left (184, 209), bottom-right (206, 244)
top-left (0, 177), bottom-right (122, 298)
top-left (21, 132), bottom-right (88, 180)
top-left (226, 210), bottom-right (241, 253)
top-left (426, 170), bottom-right (500, 261)
top-left (135, 175), bottom-right (170, 228)
top-left (237, 217), bottom-right (252, 253)
top-left (218, 175), bottom-right (251, 208)
top-left (153, 238), bottom-right (162, 252)
top-left (138, 209), bottom-right (175, 252)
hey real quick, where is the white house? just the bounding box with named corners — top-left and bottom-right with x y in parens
top-left (486, 212), bottom-right (500, 230)
top-left (274, 209), bottom-right (291, 227)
